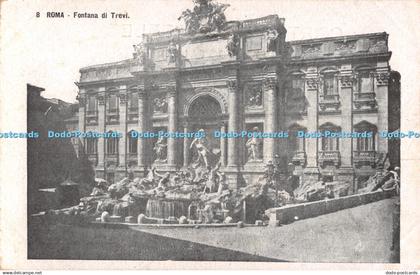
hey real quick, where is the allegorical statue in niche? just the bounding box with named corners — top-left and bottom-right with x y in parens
top-left (133, 42), bottom-right (146, 65)
top-left (178, 0), bottom-right (230, 34)
top-left (267, 29), bottom-right (279, 52)
top-left (246, 127), bottom-right (261, 161)
top-left (190, 129), bottom-right (211, 168)
top-left (167, 41), bottom-right (178, 63)
top-left (154, 136), bottom-right (167, 162)
top-left (226, 34), bottom-right (239, 57)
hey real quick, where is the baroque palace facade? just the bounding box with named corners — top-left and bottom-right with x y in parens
top-left (75, 3), bottom-right (400, 192)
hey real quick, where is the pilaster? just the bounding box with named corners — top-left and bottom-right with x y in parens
top-left (338, 67), bottom-right (355, 168)
top-left (182, 122), bottom-right (190, 168)
top-left (374, 69), bottom-right (390, 155)
top-left (303, 73), bottom-right (320, 182)
top-left (118, 87), bottom-right (128, 172)
top-left (262, 75), bottom-right (278, 163)
top-left (304, 74), bottom-right (319, 168)
top-left (97, 90), bottom-right (106, 169)
top-left (137, 88), bottom-right (147, 171)
top-left (76, 92), bottom-right (86, 153)
top-left (166, 85), bottom-right (178, 168)
top-left (227, 78), bottom-right (239, 167)
top-left (220, 121), bottom-right (227, 167)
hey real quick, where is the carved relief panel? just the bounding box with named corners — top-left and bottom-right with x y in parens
top-left (244, 82), bottom-right (263, 110)
top-left (151, 93), bottom-right (168, 114)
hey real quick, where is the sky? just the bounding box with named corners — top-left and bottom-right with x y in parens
top-left (1, 0), bottom-right (419, 103)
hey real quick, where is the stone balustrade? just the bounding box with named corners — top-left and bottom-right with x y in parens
top-left (292, 151), bottom-right (306, 166)
top-left (318, 151), bottom-right (341, 167)
top-left (353, 92), bottom-right (377, 110)
top-left (353, 151), bottom-right (376, 167)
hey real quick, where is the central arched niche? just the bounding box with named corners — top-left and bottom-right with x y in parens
top-left (188, 95), bottom-right (222, 122)
top-left (187, 94), bottom-right (223, 166)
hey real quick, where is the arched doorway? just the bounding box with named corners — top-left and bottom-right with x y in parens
top-left (187, 95), bottom-right (223, 167)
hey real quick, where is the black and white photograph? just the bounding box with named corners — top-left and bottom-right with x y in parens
top-left (1, 0), bottom-right (419, 271)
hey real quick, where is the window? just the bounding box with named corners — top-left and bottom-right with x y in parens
top-left (322, 137), bottom-right (338, 151)
top-left (288, 127), bottom-right (305, 152)
top-left (292, 78), bottom-right (305, 94)
top-left (107, 93), bottom-right (118, 113)
top-left (86, 138), bottom-right (97, 154)
top-left (128, 132), bottom-right (138, 154)
top-left (323, 74), bottom-right (336, 95)
top-left (320, 123), bottom-right (340, 151)
top-left (287, 130), bottom-right (305, 160)
top-left (356, 135), bottom-right (375, 151)
top-left (354, 121), bottom-right (377, 152)
top-left (358, 71), bottom-right (373, 93)
top-left (129, 92), bottom-right (138, 110)
top-left (286, 77), bottom-right (304, 101)
top-left (106, 136), bottom-right (119, 155)
top-left (285, 76), bottom-right (306, 113)
top-left (87, 96), bottom-right (97, 113)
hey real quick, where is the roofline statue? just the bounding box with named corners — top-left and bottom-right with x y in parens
top-left (178, 0), bottom-right (230, 34)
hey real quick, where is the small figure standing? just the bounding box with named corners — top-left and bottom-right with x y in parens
top-left (167, 41), bottom-right (178, 63)
top-left (267, 29), bottom-right (279, 52)
top-left (226, 34), bottom-right (238, 57)
top-left (133, 42), bottom-right (147, 65)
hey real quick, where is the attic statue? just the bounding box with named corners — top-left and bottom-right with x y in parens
top-left (178, 0), bottom-right (230, 34)
top-left (226, 34), bottom-right (239, 57)
top-left (167, 41), bottom-right (178, 64)
top-left (267, 29), bottom-right (279, 52)
top-left (133, 42), bottom-right (146, 65)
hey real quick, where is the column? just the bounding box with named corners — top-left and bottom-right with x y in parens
top-left (220, 122), bottom-right (227, 167)
top-left (375, 69), bottom-right (389, 154)
top-left (304, 76), bottom-right (319, 168)
top-left (227, 79), bottom-right (239, 167)
top-left (338, 70), bottom-right (356, 192)
top-left (166, 85), bottom-right (178, 168)
top-left (118, 87), bottom-right (127, 171)
top-left (97, 91), bottom-right (106, 169)
top-left (76, 91), bottom-right (86, 158)
top-left (303, 74), bottom-right (320, 183)
top-left (183, 122), bottom-right (189, 167)
top-left (338, 72), bottom-right (354, 167)
top-left (263, 76), bottom-right (278, 163)
top-left (137, 88), bottom-right (147, 170)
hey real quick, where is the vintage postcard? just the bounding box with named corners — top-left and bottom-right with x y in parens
top-left (0, 0), bottom-right (419, 271)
